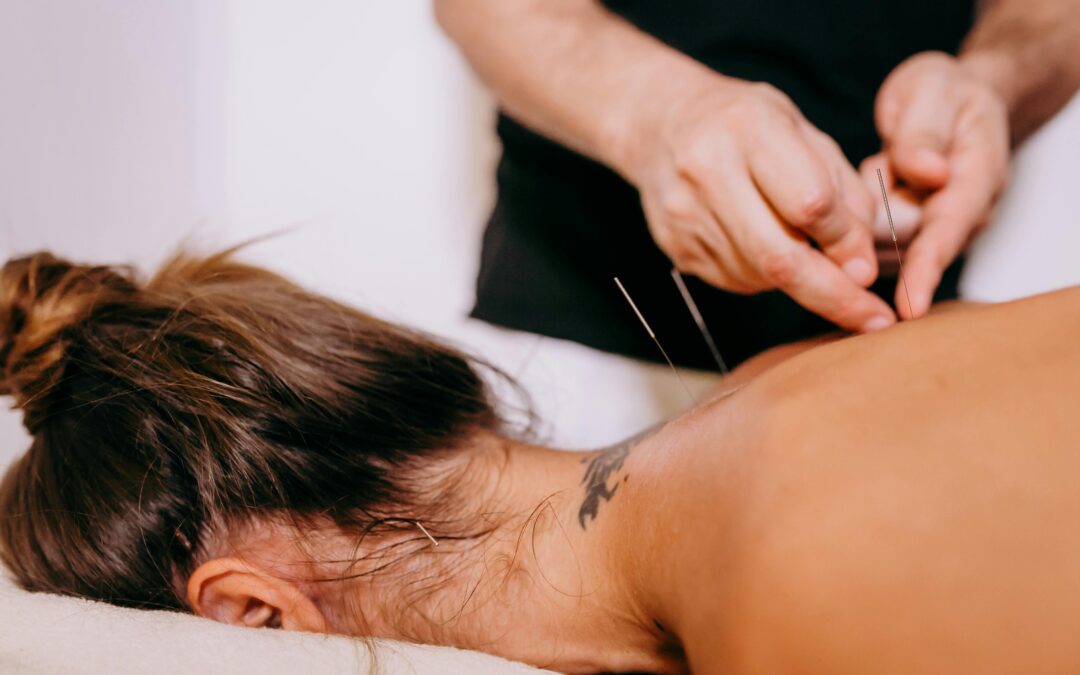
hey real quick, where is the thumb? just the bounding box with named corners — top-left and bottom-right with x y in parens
top-left (888, 94), bottom-right (955, 190)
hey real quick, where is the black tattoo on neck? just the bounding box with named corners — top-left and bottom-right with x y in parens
top-left (577, 424), bottom-right (661, 530)
top-left (578, 445), bottom-right (629, 530)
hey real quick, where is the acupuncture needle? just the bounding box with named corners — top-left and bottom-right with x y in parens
top-left (415, 521), bottom-right (439, 547)
top-left (876, 168), bottom-right (915, 320)
top-left (614, 276), bottom-right (697, 405)
top-left (670, 269), bottom-right (729, 375)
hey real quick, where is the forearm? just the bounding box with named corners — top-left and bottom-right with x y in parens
top-left (960, 0), bottom-right (1080, 141)
top-left (434, 0), bottom-right (714, 178)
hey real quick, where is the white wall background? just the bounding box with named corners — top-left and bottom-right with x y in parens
top-left (0, 0), bottom-right (1078, 460)
top-left (0, 0), bottom-right (224, 456)
top-left (220, 1), bottom-right (499, 334)
top-left (0, 0), bottom-right (708, 459)
top-left (961, 97), bottom-right (1080, 301)
top-left (0, 0), bottom-right (218, 265)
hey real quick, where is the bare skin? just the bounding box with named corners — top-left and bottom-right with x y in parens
top-left (191, 287), bottom-right (1080, 673)
top-left (624, 286), bottom-right (1080, 673)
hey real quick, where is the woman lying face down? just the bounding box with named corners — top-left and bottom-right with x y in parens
top-left (3, 251), bottom-right (1080, 674)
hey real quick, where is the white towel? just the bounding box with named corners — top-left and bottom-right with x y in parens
top-left (0, 570), bottom-right (552, 675)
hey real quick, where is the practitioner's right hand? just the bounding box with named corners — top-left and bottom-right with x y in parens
top-left (617, 74), bottom-right (898, 333)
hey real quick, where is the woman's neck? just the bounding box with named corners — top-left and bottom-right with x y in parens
top-left (351, 432), bottom-right (682, 673)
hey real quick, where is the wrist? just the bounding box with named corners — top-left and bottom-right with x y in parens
top-left (602, 60), bottom-right (727, 184)
top-left (958, 49), bottom-right (1023, 114)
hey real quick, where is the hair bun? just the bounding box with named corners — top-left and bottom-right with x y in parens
top-left (0, 252), bottom-right (137, 410)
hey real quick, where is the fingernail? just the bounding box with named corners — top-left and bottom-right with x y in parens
top-left (842, 258), bottom-right (874, 285)
top-left (862, 315), bottom-right (892, 332)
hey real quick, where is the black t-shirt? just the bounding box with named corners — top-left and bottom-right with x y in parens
top-left (471, 0), bottom-right (975, 370)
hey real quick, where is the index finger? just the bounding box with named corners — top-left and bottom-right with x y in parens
top-left (748, 124), bottom-right (878, 287)
top-left (760, 237), bottom-right (899, 332)
top-left (697, 172), bottom-right (897, 332)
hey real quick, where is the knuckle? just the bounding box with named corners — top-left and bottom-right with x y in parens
top-left (810, 130), bottom-right (844, 159)
top-left (658, 190), bottom-right (697, 223)
top-left (726, 102), bottom-right (759, 128)
top-left (725, 87), bottom-right (784, 125)
top-left (672, 142), bottom-right (715, 177)
top-left (757, 248), bottom-right (800, 288)
top-left (749, 82), bottom-right (791, 109)
top-left (791, 187), bottom-right (835, 226)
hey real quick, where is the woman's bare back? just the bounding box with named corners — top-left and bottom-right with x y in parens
top-left (619, 286), bottom-right (1080, 674)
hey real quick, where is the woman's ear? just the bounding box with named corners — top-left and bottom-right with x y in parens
top-left (187, 557), bottom-right (329, 633)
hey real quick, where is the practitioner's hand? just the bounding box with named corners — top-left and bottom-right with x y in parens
top-left (870, 51), bottom-right (1010, 319)
top-left (620, 74), bottom-right (897, 333)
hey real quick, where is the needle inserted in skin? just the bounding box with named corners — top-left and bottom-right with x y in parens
top-left (876, 168), bottom-right (915, 320)
top-left (614, 277), bottom-right (697, 405)
top-left (670, 269), bottom-right (729, 375)
top-left (415, 521), bottom-right (439, 547)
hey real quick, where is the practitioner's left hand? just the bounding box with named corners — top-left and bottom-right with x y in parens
top-left (862, 51), bottom-right (1010, 319)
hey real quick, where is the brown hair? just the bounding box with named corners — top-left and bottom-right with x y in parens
top-left (0, 250), bottom-right (515, 611)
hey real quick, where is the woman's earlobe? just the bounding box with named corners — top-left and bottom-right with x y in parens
top-left (187, 557), bottom-right (329, 633)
